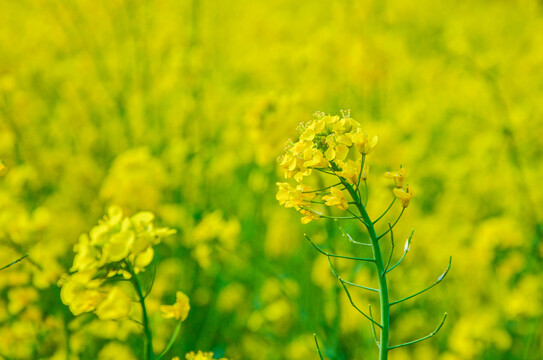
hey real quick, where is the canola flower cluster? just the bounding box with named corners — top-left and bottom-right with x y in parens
top-left (174, 350), bottom-right (228, 360)
top-left (277, 111), bottom-right (412, 223)
top-left (59, 206), bottom-right (178, 319)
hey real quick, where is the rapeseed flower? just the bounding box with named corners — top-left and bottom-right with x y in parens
top-left (322, 187), bottom-right (349, 211)
top-left (384, 168), bottom-right (407, 188)
top-left (95, 286), bottom-right (133, 320)
top-left (185, 351), bottom-right (228, 360)
top-left (277, 111), bottom-right (377, 221)
top-left (393, 187), bottom-right (414, 208)
top-left (161, 291), bottom-right (190, 321)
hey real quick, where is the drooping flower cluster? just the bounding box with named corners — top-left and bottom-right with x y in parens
top-left (276, 111), bottom-right (376, 222)
top-left (59, 206), bottom-right (176, 319)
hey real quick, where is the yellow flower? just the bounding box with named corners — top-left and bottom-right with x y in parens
top-left (71, 234), bottom-right (99, 272)
top-left (336, 159), bottom-right (362, 184)
top-left (95, 286), bottom-right (133, 320)
top-left (322, 187), bottom-right (349, 211)
top-left (276, 183), bottom-right (316, 208)
top-left (161, 291), bottom-right (190, 321)
top-left (185, 351), bottom-right (228, 360)
top-left (0, 160), bottom-right (7, 176)
top-left (303, 148), bottom-right (329, 169)
top-left (299, 128), bottom-right (315, 141)
top-left (102, 230), bottom-right (135, 263)
top-left (350, 130), bottom-right (378, 155)
top-left (384, 168), bottom-right (407, 188)
top-left (300, 209), bottom-right (320, 224)
top-left (60, 274), bottom-right (105, 316)
top-left (393, 187), bottom-right (414, 208)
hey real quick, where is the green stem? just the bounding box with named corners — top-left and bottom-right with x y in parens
top-left (336, 167), bottom-right (390, 360)
top-left (157, 320), bottom-right (183, 360)
top-left (127, 263), bottom-right (154, 360)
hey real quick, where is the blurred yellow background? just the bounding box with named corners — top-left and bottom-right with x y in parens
top-left (0, 0), bottom-right (542, 359)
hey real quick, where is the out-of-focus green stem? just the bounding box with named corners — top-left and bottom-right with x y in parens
top-left (127, 263), bottom-right (154, 360)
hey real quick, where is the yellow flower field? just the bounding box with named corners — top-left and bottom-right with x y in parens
top-left (0, 0), bottom-right (542, 359)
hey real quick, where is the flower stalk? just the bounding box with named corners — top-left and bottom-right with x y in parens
top-left (127, 262), bottom-right (154, 360)
top-left (276, 111), bottom-right (450, 359)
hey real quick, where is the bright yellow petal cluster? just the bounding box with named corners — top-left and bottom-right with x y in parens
top-left (70, 205), bottom-right (176, 275)
top-left (393, 187), bottom-right (415, 208)
top-left (276, 182), bottom-right (316, 208)
top-left (277, 111), bottom-right (377, 223)
top-left (184, 351), bottom-right (228, 360)
top-left (322, 187), bottom-right (349, 211)
top-left (95, 286), bottom-right (134, 320)
top-left (0, 160), bottom-right (7, 177)
top-left (160, 291), bottom-right (191, 321)
top-left (278, 111), bottom-right (375, 184)
top-left (385, 167), bottom-right (414, 207)
top-left (384, 168), bottom-right (407, 188)
top-left (60, 206), bottom-right (176, 318)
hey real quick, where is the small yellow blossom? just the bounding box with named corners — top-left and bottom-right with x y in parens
top-left (336, 159), bottom-right (362, 184)
top-left (350, 130), bottom-right (378, 155)
top-left (384, 168), bottom-right (407, 188)
top-left (393, 187), bottom-right (414, 208)
top-left (303, 148), bottom-right (329, 169)
top-left (276, 182), bottom-right (316, 208)
top-left (95, 286), bottom-right (133, 320)
top-left (185, 351), bottom-right (228, 360)
top-left (0, 160), bottom-right (7, 177)
top-left (161, 291), bottom-right (190, 321)
top-left (300, 209), bottom-right (320, 224)
top-left (322, 187), bottom-right (349, 211)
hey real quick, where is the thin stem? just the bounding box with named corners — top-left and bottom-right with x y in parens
top-left (333, 163), bottom-right (390, 360)
top-left (389, 313), bottom-right (447, 349)
top-left (314, 167), bottom-right (336, 176)
top-left (314, 334), bottom-right (325, 360)
top-left (373, 198), bottom-right (396, 225)
top-left (383, 224), bottom-right (395, 273)
top-left (390, 257), bottom-right (452, 306)
top-left (127, 263), bottom-right (154, 360)
top-left (356, 155), bottom-right (367, 202)
top-left (363, 180), bottom-right (369, 207)
top-left (0, 254), bottom-right (28, 271)
top-left (339, 277), bottom-right (379, 293)
top-left (302, 208), bottom-right (358, 220)
top-left (345, 208), bottom-right (370, 227)
top-left (377, 208), bottom-right (405, 240)
top-left (305, 235), bottom-right (375, 262)
top-left (339, 280), bottom-right (383, 328)
top-left (143, 259), bottom-right (157, 299)
top-left (385, 230), bottom-right (414, 275)
top-left (357, 154), bottom-right (366, 188)
top-left (335, 220), bottom-right (371, 246)
top-left (156, 320), bottom-right (183, 360)
top-left (303, 182), bottom-right (342, 193)
top-left (368, 305), bottom-right (380, 347)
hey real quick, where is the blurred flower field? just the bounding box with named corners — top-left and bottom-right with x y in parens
top-left (1, 0), bottom-right (542, 359)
